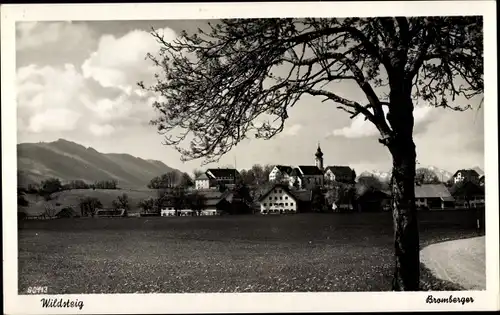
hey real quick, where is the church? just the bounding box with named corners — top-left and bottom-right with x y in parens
top-left (268, 144), bottom-right (356, 189)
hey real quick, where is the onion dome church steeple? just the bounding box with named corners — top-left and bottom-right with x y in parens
top-left (315, 142), bottom-right (324, 171)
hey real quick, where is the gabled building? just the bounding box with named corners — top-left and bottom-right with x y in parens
top-left (195, 172), bottom-right (211, 190)
top-left (296, 165), bottom-right (324, 189)
top-left (258, 184), bottom-right (300, 214)
top-left (449, 181), bottom-right (485, 209)
top-left (195, 168), bottom-right (240, 190)
top-left (268, 165), bottom-right (294, 182)
top-left (324, 166), bottom-right (356, 184)
top-left (415, 183), bottom-right (455, 210)
top-left (452, 169), bottom-right (480, 184)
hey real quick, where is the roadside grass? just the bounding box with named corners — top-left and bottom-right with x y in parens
top-left (18, 212), bottom-right (483, 294)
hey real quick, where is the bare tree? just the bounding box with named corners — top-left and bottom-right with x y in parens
top-left (141, 17), bottom-right (483, 290)
top-left (415, 168), bottom-right (440, 184)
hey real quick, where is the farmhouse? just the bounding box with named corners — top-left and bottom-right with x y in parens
top-left (195, 168), bottom-right (240, 190)
top-left (324, 166), bottom-right (356, 184)
top-left (268, 165), bottom-right (294, 182)
top-left (452, 169), bottom-right (480, 184)
top-left (449, 181), bottom-right (485, 209)
top-left (195, 173), bottom-right (211, 190)
top-left (258, 184), bottom-right (299, 214)
top-left (415, 184), bottom-right (455, 210)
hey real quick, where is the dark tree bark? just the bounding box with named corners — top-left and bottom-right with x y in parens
top-left (386, 69), bottom-right (420, 290)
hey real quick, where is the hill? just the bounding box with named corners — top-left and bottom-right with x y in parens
top-left (17, 139), bottom-right (183, 188)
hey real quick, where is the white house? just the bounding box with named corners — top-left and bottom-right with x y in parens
top-left (258, 184), bottom-right (299, 214)
top-left (195, 172), bottom-right (211, 190)
top-left (269, 165), bottom-right (293, 182)
top-left (160, 207), bottom-right (176, 216)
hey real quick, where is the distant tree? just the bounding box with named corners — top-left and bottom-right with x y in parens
top-left (326, 181), bottom-right (353, 211)
top-left (142, 17), bottom-right (483, 290)
top-left (112, 193), bottom-right (131, 216)
top-left (40, 178), bottom-right (62, 197)
top-left (17, 187), bottom-right (29, 207)
top-left (356, 175), bottom-right (384, 193)
top-left (44, 205), bottom-right (57, 219)
top-left (187, 192), bottom-right (207, 216)
top-left (27, 183), bottom-right (40, 194)
top-left (193, 169), bottom-right (204, 179)
top-left (179, 172), bottom-right (194, 188)
top-left (166, 187), bottom-right (188, 216)
top-left (138, 198), bottom-right (156, 213)
top-left (445, 177), bottom-right (455, 188)
top-left (66, 179), bottom-right (90, 190)
top-left (79, 197), bottom-right (102, 217)
top-left (148, 171), bottom-right (180, 189)
top-left (263, 165), bottom-right (274, 182)
top-left (415, 168), bottom-right (440, 185)
top-left (311, 185), bottom-right (326, 212)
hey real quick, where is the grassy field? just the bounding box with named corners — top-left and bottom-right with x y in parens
top-left (18, 211), bottom-right (483, 294)
top-left (20, 188), bottom-right (158, 216)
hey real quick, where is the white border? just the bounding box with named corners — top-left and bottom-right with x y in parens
top-left (2, 2), bottom-right (499, 314)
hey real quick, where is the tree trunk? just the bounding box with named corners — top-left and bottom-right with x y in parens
top-left (389, 137), bottom-right (419, 291)
top-left (387, 78), bottom-right (420, 291)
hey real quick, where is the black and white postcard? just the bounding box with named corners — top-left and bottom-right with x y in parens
top-left (2, 1), bottom-right (499, 314)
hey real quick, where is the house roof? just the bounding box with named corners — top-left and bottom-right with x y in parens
top-left (292, 189), bottom-right (313, 202)
top-left (257, 184), bottom-right (299, 202)
top-left (415, 184), bottom-right (453, 199)
top-left (325, 166), bottom-right (354, 178)
top-left (298, 165), bottom-right (323, 176)
top-left (452, 169), bottom-right (480, 178)
top-left (274, 165), bottom-right (294, 175)
top-left (449, 181), bottom-right (485, 196)
top-left (196, 173), bottom-right (210, 180)
top-left (206, 168), bottom-right (239, 179)
top-left (290, 168), bottom-right (303, 178)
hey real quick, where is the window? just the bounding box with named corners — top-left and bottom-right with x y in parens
top-left (263, 203), bottom-right (267, 206)
top-left (280, 196), bottom-right (283, 200)
top-left (269, 197), bottom-right (272, 200)
top-left (285, 203), bottom-right (288, 206)
top-left (277, 189), bottom-right (281, 193)
top-left (290, 202), bottom-right (294, 206)
top-left (285, 196), bottom-right (288, 200)
top-left (275, 197), bottom-right (278, 200)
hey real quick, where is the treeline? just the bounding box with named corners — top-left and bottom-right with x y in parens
top-left (19, 176), bottom-right (120, 203)
top-left (147, 171), bottom-right (193, 189)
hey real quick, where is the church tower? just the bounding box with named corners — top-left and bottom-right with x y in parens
top-left (315, 142), bottom-right (324, 171)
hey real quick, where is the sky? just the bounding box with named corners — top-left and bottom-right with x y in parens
top-left (16, 20), bottom-right (485, 175)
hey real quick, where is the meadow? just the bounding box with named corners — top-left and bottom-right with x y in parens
top-left (18, 211), bottom-right (483, 294)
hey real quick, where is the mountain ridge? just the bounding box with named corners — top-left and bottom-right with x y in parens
top-left (17, 138), bottom-right (182, 188)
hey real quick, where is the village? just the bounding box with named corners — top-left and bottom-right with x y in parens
top-left (155, 144), bottom-right (485, 217)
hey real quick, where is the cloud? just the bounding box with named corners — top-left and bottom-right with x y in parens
top-left (89, 123), bottom-right (115, 136)
top-left (17, 64), bottom-right (87, 133)
top-left (329, 105), bottom-right (434, 139)
top-left (281, 124), bottom-right (302, 137)
top-left (81, 27), bottom-right (177, 93)
top-left (16, 63), bottom-right (157, 137)
top-left (28, 108), bottom-right (81, 133)
top-left (16, 21), bottom-right (94, 52)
